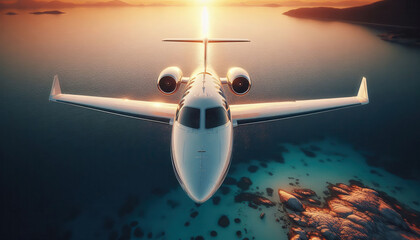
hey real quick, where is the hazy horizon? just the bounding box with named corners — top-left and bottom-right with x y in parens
top-left (0, 0), bottom-right (380, 9)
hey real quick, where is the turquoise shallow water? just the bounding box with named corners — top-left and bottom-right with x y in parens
top-left (0, 6), bottom-right (420, 239)
top-left (74, 139), bottom-right (419, 240)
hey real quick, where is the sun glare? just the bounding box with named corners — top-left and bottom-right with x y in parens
top-left (202, 6), bottom-right (209, 38)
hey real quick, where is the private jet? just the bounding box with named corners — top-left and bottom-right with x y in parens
top-left (49, 38), bottom-right (369, 203)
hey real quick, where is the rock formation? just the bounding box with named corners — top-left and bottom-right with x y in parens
top-left (278, 182), bottom-right (420, 240)
top-left (234, 192), bottom-right (276, 208)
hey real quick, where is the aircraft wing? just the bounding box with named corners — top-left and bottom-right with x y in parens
top-left (49, 75), bottom-right (177, 124)
top-left (230, 78), bottom-right (368, 126)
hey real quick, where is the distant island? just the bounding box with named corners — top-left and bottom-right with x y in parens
top-left (5, 12), bottom-right (17, 15)
top-left (0, 0), bottom-right (131, 9)
top-left (262, 3), bottom-right (282, 8)
top-left (30, 10), bottom-right (65, 15)
top-left (284, 0), bottom-right (420, 27)
top-left (284, 0), bottom-right (420, 45)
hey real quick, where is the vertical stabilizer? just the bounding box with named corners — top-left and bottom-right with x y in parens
top-left (204, 38), bottom-right (208, 72)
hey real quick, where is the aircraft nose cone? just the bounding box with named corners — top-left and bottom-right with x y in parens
top-left (179, 150), bottom-right (221, 203)
top-left (173, 145), bottom-right (230, 203)
top-left (187, 178), bottom-right (214, 203)
top-left (185, 159), bottom-right (218, 203)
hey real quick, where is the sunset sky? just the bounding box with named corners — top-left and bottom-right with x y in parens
top-left (0, 0), bottom-right (380, 8)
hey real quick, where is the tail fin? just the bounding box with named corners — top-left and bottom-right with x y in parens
top-left (163, 38), bottom-right (250, 72)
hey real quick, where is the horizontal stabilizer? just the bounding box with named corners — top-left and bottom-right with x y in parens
top-left (163, 38), bottom-right (250, 72)
top-left (208, 38), bottom-right (250, 43)
top-left (163, 38), bottom-right (204, 43)
top-left (163, 38), bottom-right (250, 43)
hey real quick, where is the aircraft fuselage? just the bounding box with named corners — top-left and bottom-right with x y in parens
top-left (171, 71), bottom-right (233, 203)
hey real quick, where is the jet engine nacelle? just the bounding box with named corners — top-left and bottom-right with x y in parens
top-left (227, 67), bottom-right (251, 95)
top-left (157, 67), bottom-right (183, 95)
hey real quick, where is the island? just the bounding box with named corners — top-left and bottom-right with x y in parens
top-left (0, 0), bottom-right (131, 9)
top-left (30, 10), bottom-right (65, 15)
top-left (284, 0), bottom-right (420, 46)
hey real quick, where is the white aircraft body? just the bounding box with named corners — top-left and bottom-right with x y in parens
top-left (49, 38), bottom-right (369, 203)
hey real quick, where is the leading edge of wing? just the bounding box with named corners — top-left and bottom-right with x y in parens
top-left (49, 75), bottom-right (178, 124)
top-left (231, 77), bottom-right (369, 126)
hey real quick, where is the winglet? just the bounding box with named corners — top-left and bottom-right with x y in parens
top-left (357, 77), bottom-right (369, 104)
top-left (49, 75), bottom-right (62, 101)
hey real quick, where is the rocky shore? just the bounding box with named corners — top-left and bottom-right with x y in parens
top-left (283, 0), bottom-right (420, 47)
top-left (378, 29), bottom-right (420, 46)
top-left (279, 182), bottom-right (420, 240)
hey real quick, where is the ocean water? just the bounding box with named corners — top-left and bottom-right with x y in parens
top-left (107, 139), bottom-right (420, 240)
top-left (0, 6), bottom-right (420, 239)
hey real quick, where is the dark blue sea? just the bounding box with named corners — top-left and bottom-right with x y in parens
top-left (1, 6), bottom-right (419, 240)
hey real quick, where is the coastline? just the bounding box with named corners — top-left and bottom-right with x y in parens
top-left (283, 12), bottom-right (420, 46)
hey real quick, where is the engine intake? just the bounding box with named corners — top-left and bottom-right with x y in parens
top-left (157, 67), bottom-right (183, 95)
top-left (227, 67), bottom-right (251, 95)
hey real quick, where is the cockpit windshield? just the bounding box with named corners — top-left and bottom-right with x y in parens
top-left (205, 107), bottom-right (229, 129)
top-left (179, 106), bottom-right (200, 129)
